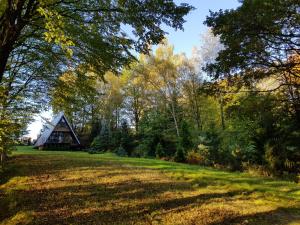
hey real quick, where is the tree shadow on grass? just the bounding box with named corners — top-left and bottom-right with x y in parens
top-left (208, 207), bottom-right (300, 225)
top-left (1, 153), bottom-right (300, 225)
top-left (2, 174), bottom-right (299, 225)
top-left (1, 160), bottom-right (253, 225)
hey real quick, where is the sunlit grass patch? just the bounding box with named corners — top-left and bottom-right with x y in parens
top-left (0, 146), bottom-right (299, 224)
top-left (0, 211), bottom-right (34, 225)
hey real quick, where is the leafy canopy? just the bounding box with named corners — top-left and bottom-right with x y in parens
top-left (204, 0), bottom-right (300, 81)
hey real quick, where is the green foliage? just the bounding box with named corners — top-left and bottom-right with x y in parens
top-left (186, 150), bottom-right (204, 165)
top-left (89, 136), bottom-right (103, 153)
top-left (132, 143), bottom-right (150, 158)
top-left (203, 0), bottom-right (299, 174)
top-left (0, 0), bottom-right (193, 157)
top-left (196, 131), bottom-right (219, 165)
top-left (155, 143), bottom-right (165, 159)
top-left (115, 146), bottom-right (128, 157)
top-left (138, 110), bottom-right (180, 157)
top-left (174, 144), bottom-right (186, 162)
top-left (119, 120), bottom-right (134, 156)
top-left (179, 120), bottom-right (193, 150)
top-left (0, 108), bottom-right (33, 165)
top-left (0, 0), bottom-right (193, 85)
top-left (264, 132), bottom-right (300, 175)
top-left (204, 0), bottom-right (300, 81)
top-left (90, 123), bottom-right (111, 151)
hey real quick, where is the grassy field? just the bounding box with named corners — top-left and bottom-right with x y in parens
top-left (0, 147), bottom-right (300, 225)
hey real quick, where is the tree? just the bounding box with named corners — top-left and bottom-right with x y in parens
top-left (119, 120), bottom-right (134, 155)
top-left (122, 61), bottom-right (150, 132)
top-left (137, 110), bottom-right (178, 157)
top-left (174, 144), bottom-right (186, 162)
top-left (51, 68), bottom-right (127, 144)
top-left (141, 41), bottom-right (185, 137)
top-left (185, 29), bottom-right (224, 130)
top-left (0, 0), bottom-right (193, 156)
top-left (155, 143), bottom-right (165, 158)
top-left (204, 0), bottom-right (300, 122)
top-left (180, 61), bottom-right (203, 130)
top-left (205, 0), bottom-right (300, 80)
top-left (0, 0), bottom-right (193, 83)
top-left (179, 120), bottom-right (193, 150)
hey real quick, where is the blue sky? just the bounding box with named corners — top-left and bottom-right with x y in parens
top-left (27, 0), bottom-right (240, 139)
top-left (162, 0), bottom-right (240, 56)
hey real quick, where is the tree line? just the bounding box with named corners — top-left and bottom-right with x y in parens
top-left (0, 0), bottom-right (193, 165)
top-left (0, 0), bottom-right (299, 179)
top-left (52, 32), bottom-right (299, 178)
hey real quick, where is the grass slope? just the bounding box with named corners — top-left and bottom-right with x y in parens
top-left (0, 146), bottom-right (300, 225)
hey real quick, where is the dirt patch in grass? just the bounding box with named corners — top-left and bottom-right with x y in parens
top-left (1, 149), bottom-right (300, 225)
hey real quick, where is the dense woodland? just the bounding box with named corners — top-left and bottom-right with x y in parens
top-left (51, 36), bottom-right (300, 178)
top-left (0, 0), bottom-right (299, 179)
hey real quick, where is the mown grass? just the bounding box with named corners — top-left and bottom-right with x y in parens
top-left (0, 146), bottom-right (300, 225)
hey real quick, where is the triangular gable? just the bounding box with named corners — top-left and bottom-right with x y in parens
top-left (34, 112), bottom-right (80, 147)
top-left (61, 114), bottom-right (80, 145)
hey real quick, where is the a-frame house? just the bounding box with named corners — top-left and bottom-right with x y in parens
top-left (34, 112), bottom-right (80, 149)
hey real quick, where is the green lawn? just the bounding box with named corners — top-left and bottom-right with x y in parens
top-left (1, 146), bottom-right (300, 225)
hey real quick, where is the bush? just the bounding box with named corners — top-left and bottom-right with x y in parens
top-left (180, 120), bottom-right (193, 150)
top-left (133, 142), bottom-right (151, 158)
top-left (174, 144), bottom-right (186, 162)
top-left (198, 144), bottom-right (211, 162)
top-left (155, 143), bottom-right (165, 159)
top-left (86, 147), bottom-right (101, 154)
top-left (264, 141), bottom-right (287, 175)
top-left (90, 131), bottom-right (110, 151)
top-left (186, 150), bottom-right (203, 165)
top-left (242, 162), bottom-right (271, 177)
top-left (115, 146), bottom-right (128, 157)
top-left (131, 148), bottom-right (143, 158)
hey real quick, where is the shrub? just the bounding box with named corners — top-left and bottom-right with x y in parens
top-left (242, 162), bottom-right (271, 177)
top-left (197, 132), bottom-right (220, 164)
top-left (186, 150), bottom-right (203, 165)
top-left (90, 132), bottom-right (110, 151)
top-left (120, 120), bottom-right (135, 156)
top-left (174, 144), bottom-right (186, 162)
top-left (131, 148), bottom-right (143, 158)
top-left (115, 146), bottom-right (128, 157)
top-left (133, 142), bottom-right (151, 158)
top-left (86, 147), bottom-right (100, 154)
top-left (180, 120), bottom-right (193, 150)
top-left (90, 136), bottom-right (101, 149)
top-left (155, 143), bottom-right (165, 159)
top-left (264, 140), bottom-right (289, 175)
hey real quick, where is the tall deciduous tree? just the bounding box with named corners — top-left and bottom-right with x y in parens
top-left (0, 0), bottom-right (193, 155)
top-left (204, 0), bottom-right (300, 122)
top-left (122, 61), bottom-right (150, 132)
top-left (142, 42), bottom-right (185, 137)
top-left (0, 0), bottom-right (193, 83)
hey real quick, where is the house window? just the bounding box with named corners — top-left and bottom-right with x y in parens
top-left (47, 131), bottom-right (74, 144)
top-left (58, 118), bottom-right (68, 128)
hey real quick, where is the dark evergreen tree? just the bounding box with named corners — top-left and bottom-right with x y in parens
top-left (120, 120), bottom-right (134, 156)
top-left (174, 144), bottom-right (186, 162)
top-left (155, 143), bottom-right (165, 159)
top-left (180, 120), bottom-right (193, 150)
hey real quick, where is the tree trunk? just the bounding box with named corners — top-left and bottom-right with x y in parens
top-left (0, 0), bottom-right (33, 83)
top-left (134, 110), bottom-right (139, 132)
top-left (0, 151), bottom-right (7, 165)
top-left (170, 99), bottom-right (180, 137)
top-left (193, 94), bottom-right (202, 131)
top-left (219, 93), bottom-right (225, 130)
top-left (0, 45), bottom-right (12, 83)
